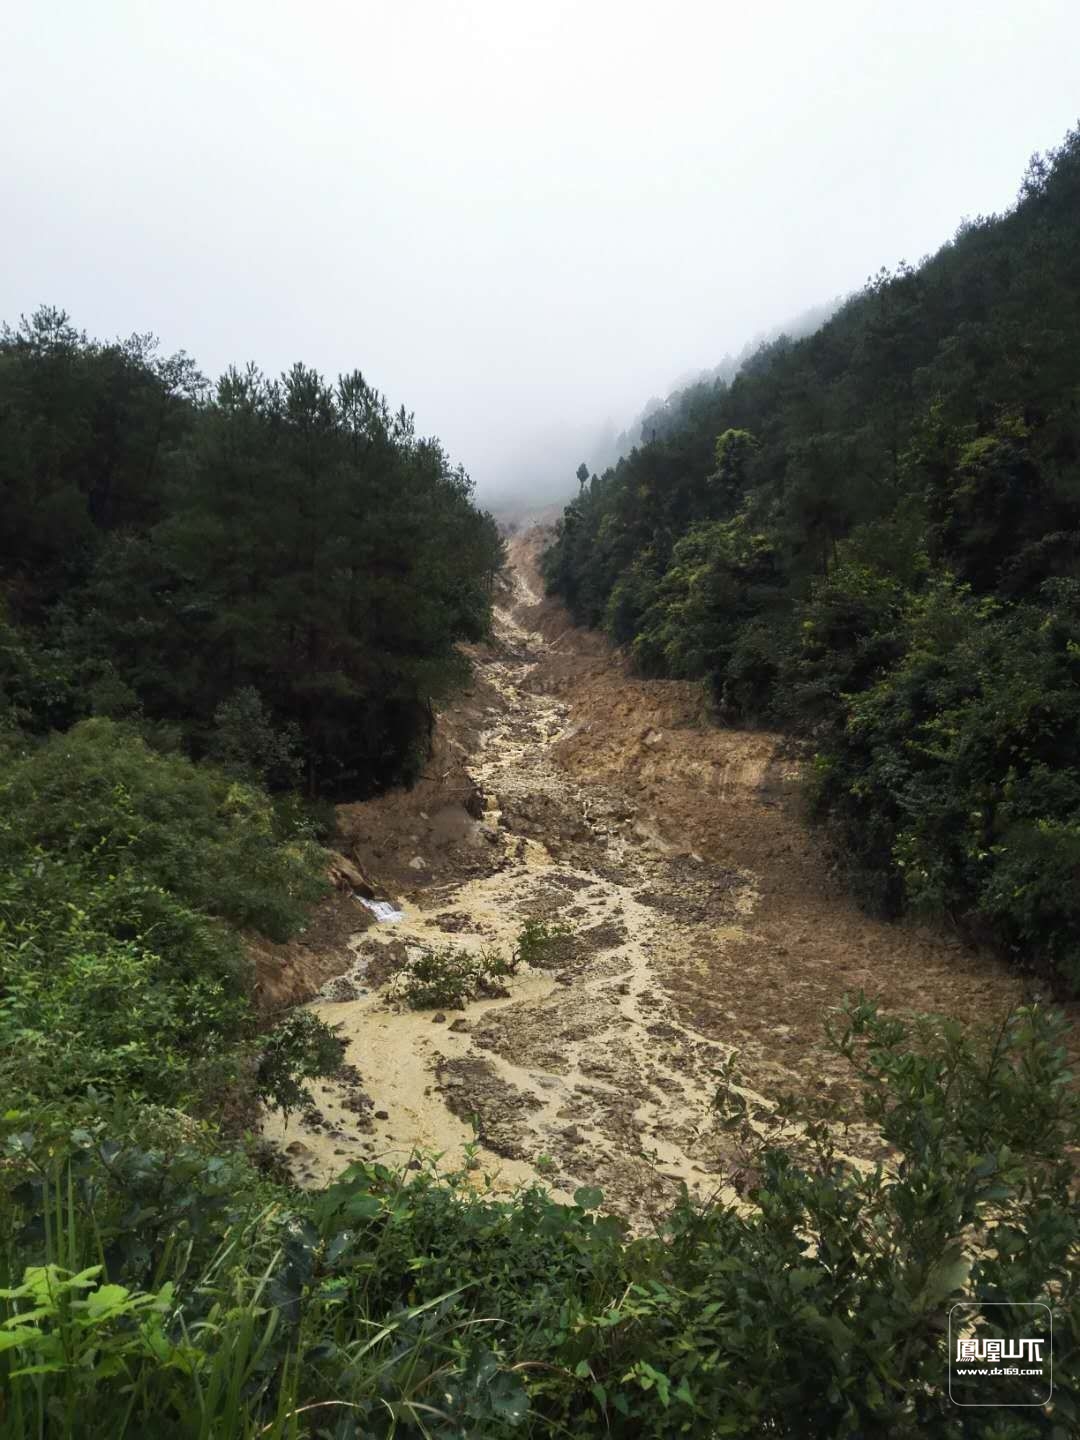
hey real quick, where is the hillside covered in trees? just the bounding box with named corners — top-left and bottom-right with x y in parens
top-left (544, 126), bottom-right (1080, 994)
top-left (1, 311), bottom-right (503, 796)
top-left (0, 301), bottom-right (508, 1113)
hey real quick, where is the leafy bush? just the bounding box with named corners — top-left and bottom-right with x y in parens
top-left (208, 685), bottom-right (303, 787)
top-left (1, 998), bottom-right (1076, 1436)
top-left (0, 721), bottom-right (338, 1116)
top-left (512, 919), bottom-right (574, 970)
top-left (0, 717), bottom-right (328, 941)
top-left (394, 944), bottom-right (516, 1010)
top-left (0, 855), bottom-right (248, 1109)
top-left (393, 924), bottom-right (579, 1009)
top-left (255, 1011), bottom-right (346, 1120)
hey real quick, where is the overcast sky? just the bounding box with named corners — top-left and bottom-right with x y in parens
top-left (3, 1), bottom-right (1078, 505)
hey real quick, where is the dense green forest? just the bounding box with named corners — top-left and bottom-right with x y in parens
top-left (1, 309), bottom-right (503, 796)
top-left (2, 156), bottom-right (1078, 1434)
top-left (544, 127), bottom-right (1080, 996)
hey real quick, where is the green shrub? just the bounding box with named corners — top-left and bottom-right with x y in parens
top-left (513, 919), bottom-right (573, 970)
top-left (395, 944), bottom-right (516, 1010)
top-left (208, 686), bottom-right (303, 787)
top-left (2, 998), bottom-right (1076, 1437)
top-left (0, 717), bottom-right (328, 941)
top-left (255, 1010), bottom-right (345, 1120)
top-left (0, 721), bottom-right (338, 1116)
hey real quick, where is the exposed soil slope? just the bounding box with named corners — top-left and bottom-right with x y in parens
top-left (264, 530), bottom-right (1034, 1221)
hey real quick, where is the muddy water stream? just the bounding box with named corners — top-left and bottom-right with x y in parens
top-left (264, 544), bottom-right (1026, 1222)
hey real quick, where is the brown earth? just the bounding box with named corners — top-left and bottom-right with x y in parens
top-left (260, 529), bottom-right (1066, 1223)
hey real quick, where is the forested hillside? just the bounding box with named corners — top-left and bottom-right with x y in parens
top-left (1, 310), bottom-right (503, 796)
top-left (544, 127), bottom-right (1080, 993)
top-left (0, 311), bottom-right (502, 1267)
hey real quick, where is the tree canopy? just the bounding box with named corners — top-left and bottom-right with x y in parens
top-left (0, 314), bottom-right (504, 795)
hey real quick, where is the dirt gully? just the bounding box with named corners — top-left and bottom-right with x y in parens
top-left (263, 530), bottom-right (1027, 1225)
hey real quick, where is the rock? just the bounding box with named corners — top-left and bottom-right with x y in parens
top-left (374, 1109), bottom-right (389, 1121)
top-left (408, 856), bottom-right (427, 871)
top-left (328, 852), bottom-right (375, 899)
top-left (479, 981), bottom-right (511, 999)
top-left (464, 786), bottom-right (486, 820)
top-left (563, 1125), bottom-right (585, 1145)
top-left (448, 1017), bottom-right (469, 1033)
top-left (320, 975), bottom-right (360, 1002)
top-left (479, 825), bottom-right (500, 844)
top-left (285, 1141), bottom-right (311, 1157)
top-left (554, 972), bottom-right (573, 986)
top-left (432, 1011), bottom-right (447, 1024)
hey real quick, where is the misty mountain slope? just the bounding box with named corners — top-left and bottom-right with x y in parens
top-left (543, 124), bottom-right (1080, 993)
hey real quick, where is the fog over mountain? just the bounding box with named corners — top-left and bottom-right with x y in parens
top-left (3, 2), bottom-right (1078, 511)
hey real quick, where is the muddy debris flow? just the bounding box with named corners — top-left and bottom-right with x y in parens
top-left (263, 532), bottom-right (1027, 1224)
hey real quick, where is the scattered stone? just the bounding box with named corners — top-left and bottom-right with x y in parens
top-left (320, 975), bottom-right (360, 1002)
top-left (409, 856), bottom-right (427, 871)
top-left (433, 911), bottom-right (483, 934)
top-left (374, 1109), bottom-right (390, 1121)
top-left (432, 1011), bottom-right (447, 1024)
top-left (448, 1017), bottom-right (469, 1033)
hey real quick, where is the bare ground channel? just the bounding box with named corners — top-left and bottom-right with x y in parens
top-left (261, 531), bottom-right (1041, 1223)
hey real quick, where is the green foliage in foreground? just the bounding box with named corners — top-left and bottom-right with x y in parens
top-left (0, 719), bottom-right (338, 1118)
top-left (543, 127), bottom-right (1080, 993)
top-left (1, 1000), bottom-right (1076, 1437)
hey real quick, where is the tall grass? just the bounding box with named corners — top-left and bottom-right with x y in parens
top-left (0, 1156), bottom-right (514, 1438)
